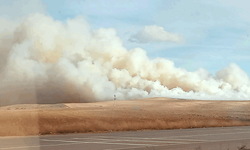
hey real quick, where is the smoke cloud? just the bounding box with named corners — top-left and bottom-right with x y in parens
top-left (0, 12), bottom-right (250, 106)
top-left (0, 0), bottom-right (46, 21)
top-left (129, 25), bottom-right (184, 43)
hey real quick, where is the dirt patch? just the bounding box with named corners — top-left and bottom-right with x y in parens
top-left (1, 98), bottom-right (250, 136)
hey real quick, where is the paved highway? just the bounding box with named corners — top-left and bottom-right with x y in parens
top-left (1, 126), bottom-right (250, 150)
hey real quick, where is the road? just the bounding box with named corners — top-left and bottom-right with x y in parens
top-left (1, 126), bottom-right (250, 150)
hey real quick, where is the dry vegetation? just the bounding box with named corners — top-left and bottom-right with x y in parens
top-left (1, 97), bottom-right (250, 136)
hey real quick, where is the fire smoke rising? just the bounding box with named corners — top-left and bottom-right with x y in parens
top-left (0, 13), bottom-right (250, 106)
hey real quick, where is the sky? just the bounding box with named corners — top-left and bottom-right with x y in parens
top-left (40, 0), bottom-right (250, 75)
top-left (1, 0), bottom-right (250, 103)
top-left (1, 0), bottom-right (249, 75)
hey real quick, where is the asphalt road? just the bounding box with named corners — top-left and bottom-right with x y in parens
top-left (1, 126), bottom-right (250, 150)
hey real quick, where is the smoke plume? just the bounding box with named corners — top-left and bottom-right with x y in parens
top-left (0, 13), bottom-right (250, 106)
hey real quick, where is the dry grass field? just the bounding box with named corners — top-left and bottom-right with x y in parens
top-left (1, 97), bottom-right (250, 136)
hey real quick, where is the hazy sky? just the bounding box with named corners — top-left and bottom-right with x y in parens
top-left (1, 0), bottom-right (250, 102)
top-left (42, 0), bottom-right (250, 75)
top-left (3, 0), bottom-right (250, 75)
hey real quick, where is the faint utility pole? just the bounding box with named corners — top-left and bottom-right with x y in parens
top-left (114, 94), bottom-right (116, 106)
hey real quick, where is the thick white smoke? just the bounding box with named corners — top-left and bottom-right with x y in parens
top-left (1, 13), bottom-right (250, 106)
